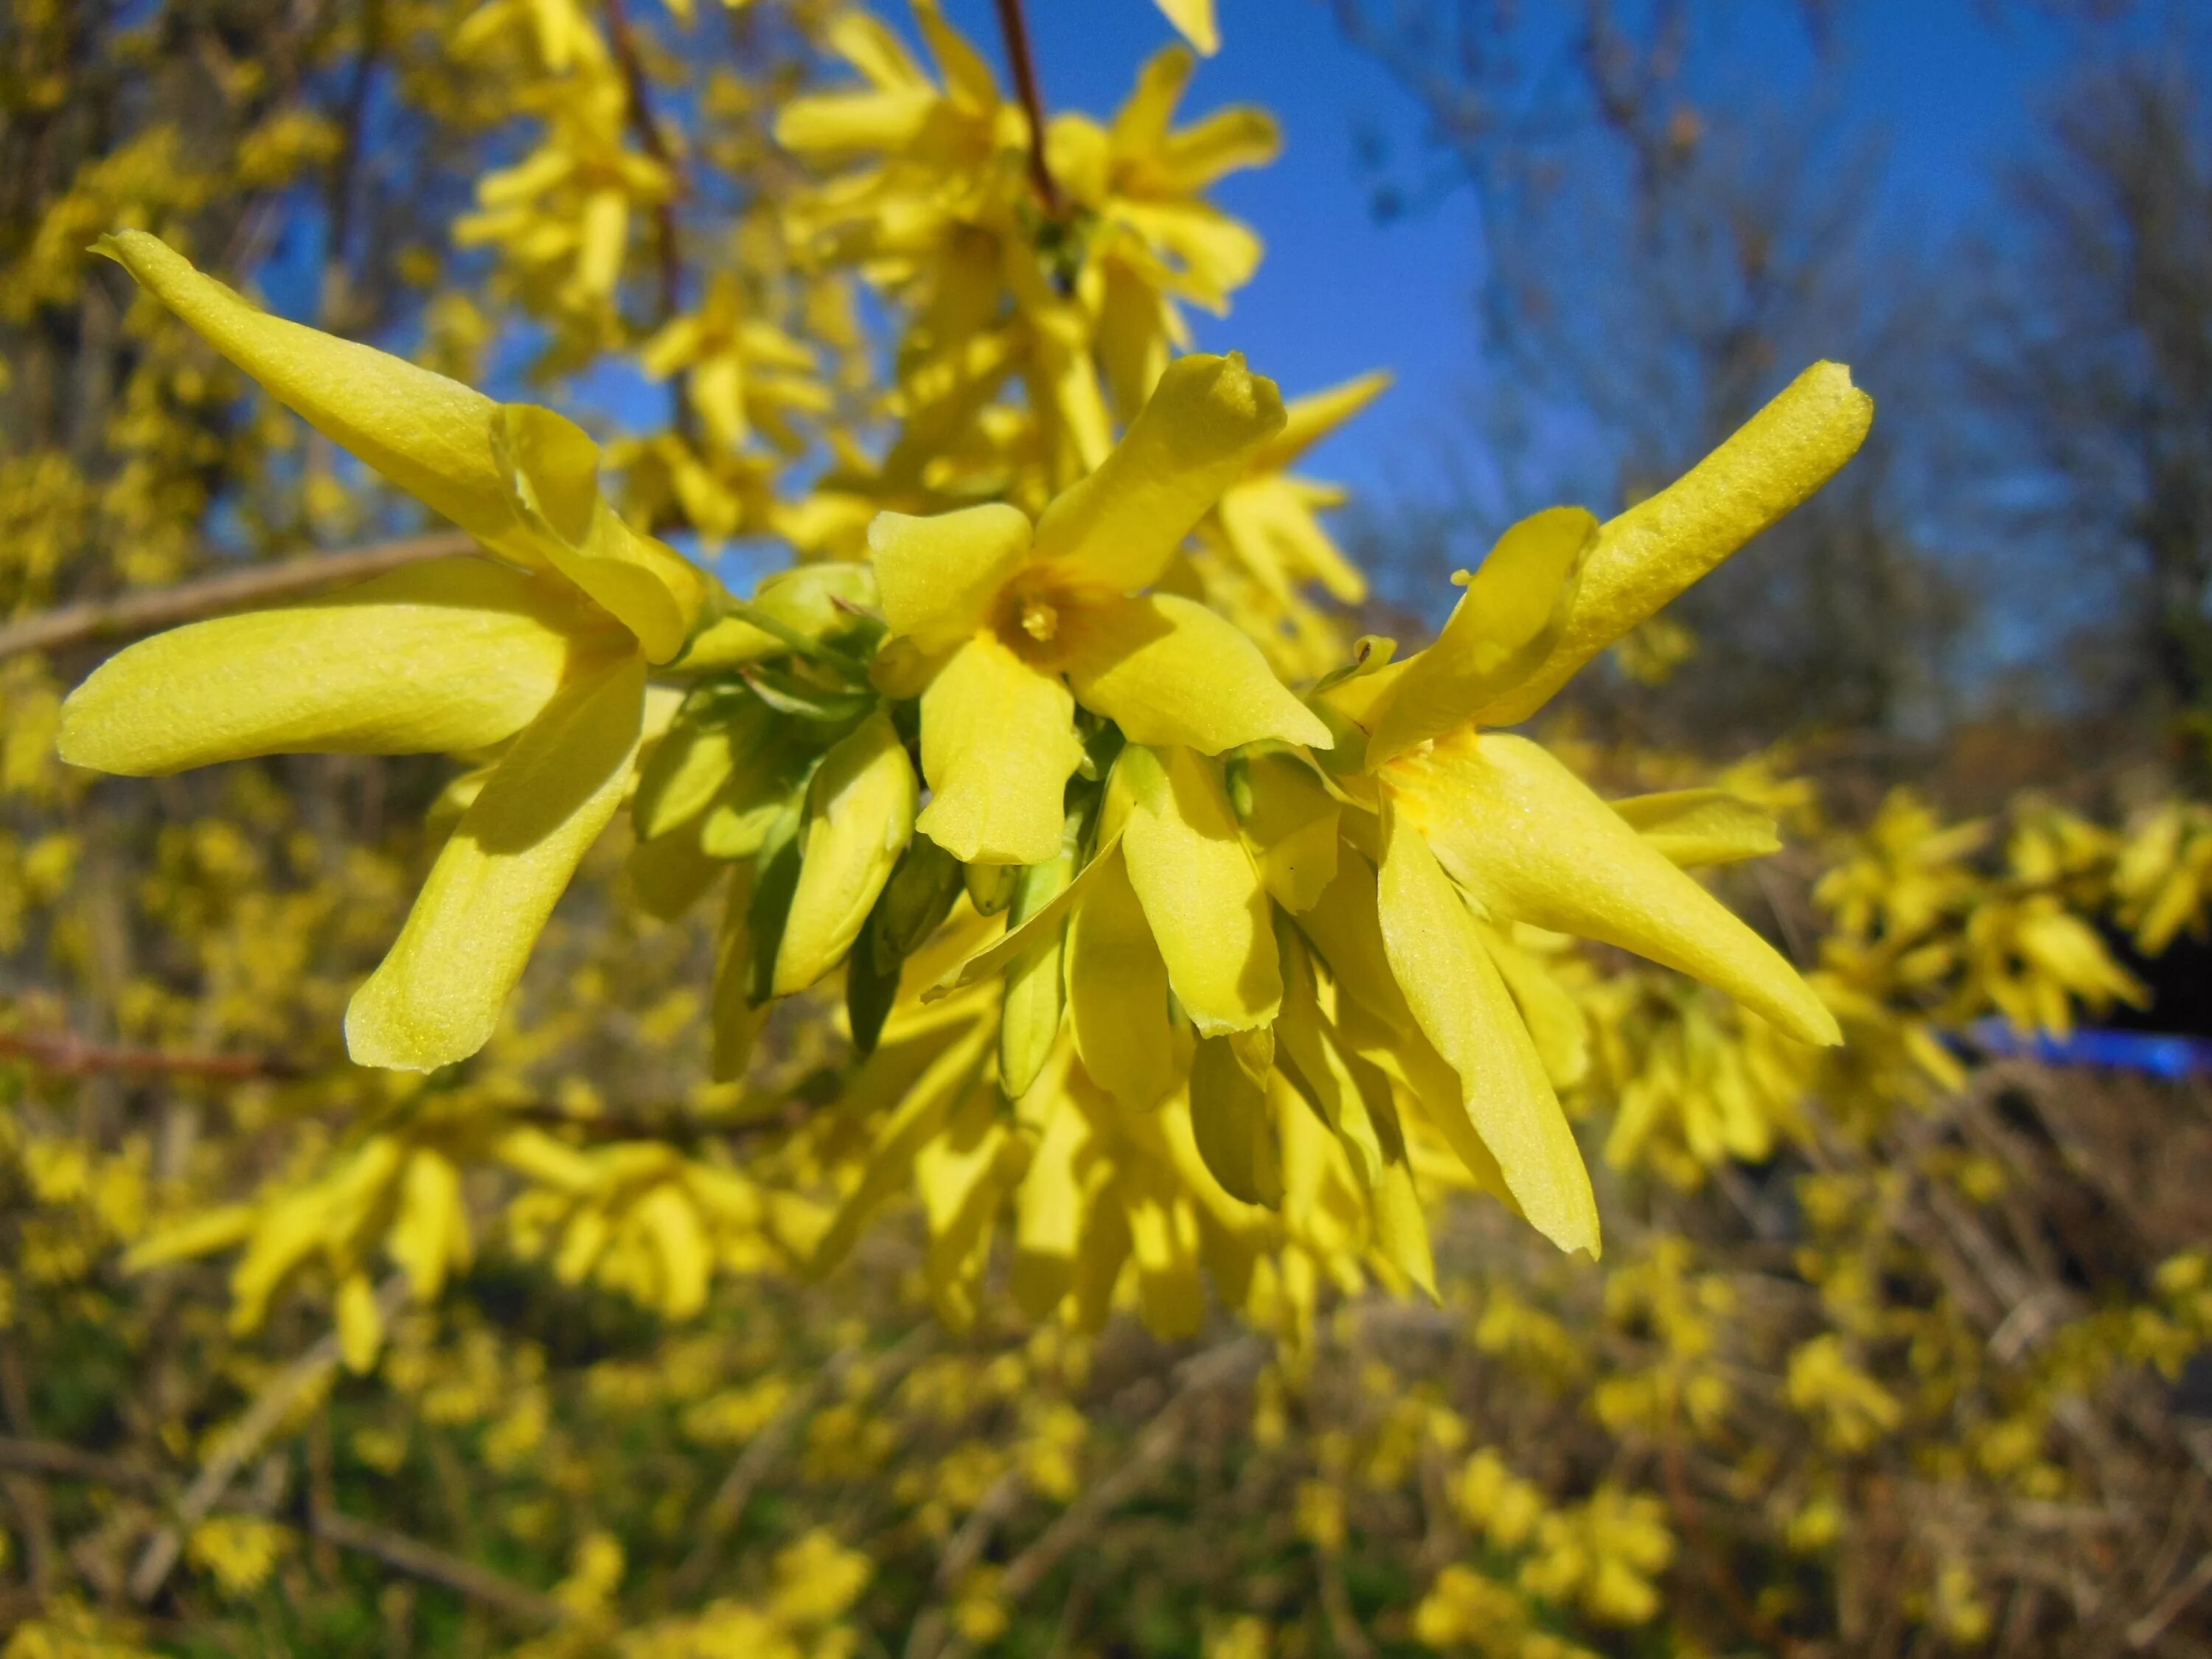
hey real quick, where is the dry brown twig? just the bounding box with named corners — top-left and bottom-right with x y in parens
top-left (0, 530), bottom-right (471, 663)
top-left (127, 1274), bottom-right (411, 1602)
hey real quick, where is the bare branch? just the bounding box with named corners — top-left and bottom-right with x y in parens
top-left (992, 0), bottom-right (1062, 216)
top-left (0, 531), bottom-right (473, 663)
top-left (0, 1030), bottom-right (305, 1082)
top-left (128, 1275), bottom-right (411, 1602)
top-left (310, 1505), bottom-right (568, 1627)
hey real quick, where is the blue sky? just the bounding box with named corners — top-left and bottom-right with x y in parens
top-left (934, 0), bottom-right (2166, 511)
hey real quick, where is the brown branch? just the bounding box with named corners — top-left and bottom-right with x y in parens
top-left (128, 1275), bottom-right (411, 1602)
top-left (669, 1327), bottom-right (931, 1599)
top-left (992, 0), bottom-right (1062, 216)
top-left (310, 1505), bottom-right (568, 1627)
top-left (992, 1338), bottom-right (1265, 1608)
top-left (0, 1030), bottom-right (304, 1082)
top-left (0, 1437), bottom-right (563, 1627)
top-left (0, 1436), bottom-right (167, 1497)
top-left (0, 530), bottom-right (473, 662)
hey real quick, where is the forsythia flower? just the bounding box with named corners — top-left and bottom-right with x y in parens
top-left (868, 351), bottom-right (1329, 866)
top-left (57, 232), bottom-right (715, 1071)
top-left (1312, 363), bottom-right (1872, 1253)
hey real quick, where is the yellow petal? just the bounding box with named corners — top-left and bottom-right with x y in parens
top-left (1029, 352), bottom-right (1284, 594)
top-left (1478, 363), bottom-right (1874, 725)
top-left (712, 863), bottom-right (760, 1082)
top-left (97, 232), bottom-right (517, 549)
top-left (1065, 846), bottom-right (1176, 1106)
top-left (1611, 788), bottom-right (1782, 866)
top-left (1158, 108), bottom-right (1279, 192)
top-left (868, 503), bottom-right (1034, 654)
top-left (1110, 45), bottom-right (1194, 156)
top-left (1475, 920), bottom-right (1590, 1091)
top-left (1152, 0), bottom-right (1219, 55)
top-left (1115, 745), bottom-right (1280, 1034)
top-left (773, 712), bottom-right (918, 995)
top-left (1012, 1073), bottom-right (1088, 1319)
top-left (917, 631), bottom-right (1083, 866)
top-left (1402, 732), bottom-right (1840, 1046)
top-left (925, 829), bottom-right (1126, 999)
top-left (1001, 832), bottom-right (1077, 1098)
top-left (1376, 799), bottom-right (1599, 1256)
top-left (1365, 506), bottom-right (1594, 767)
top-left (774, 88), bottom-right (940, 156)
top-left (495, 406), bottom-right (703, 661)
top-left (344, 655), bottom-right (646, 1070)
top-left (1251, 371), bottom-right (1392, 475)
top-left (59, 557), bottom-right (607, 775)
top-left (1189, 1035), bottom-right (1282, 1207)
top-left (1232, 749), bottom-right (1340, 913)
top-left (626, 821), bottom-right (723, 922)
top-left (1061, 592), bottom-right (1331, 753)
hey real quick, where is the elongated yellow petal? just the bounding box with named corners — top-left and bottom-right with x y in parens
top-left (495, 406), bottom-right (702, 661)
top-left (345, 655), bottom-right (646, 1070)
top-left (773, 712), bottom-right (918, 995)
top-left (1476, 919), bottom-right (1590, 1091)
top-left (775, 88), bottom-right (940, 156)
top-left (59, 557), bottom-right (608, 775)
top-left (1611, 787), bottom-right (1782, 866)
top-left (869, 504), bottom-right (1034, 654)
top-left (1029, 352), bottom-right (1284, 593)
top-left (917, 631), bottom-right (1084, 866)
top-left (1402, 732), bottom-right (1840, 1045)
top-left (1366, 506), bottom-right (1593, 767)
top-left (1478, 363), bottom-right (1874, 724)
top-left (1110, 44), bottom-right (1194, 156)
top-left (1065, 846), bottom-right (1176, 1106)
top-left (1376, 799), bottom-right (1599, 1256)
top-left (1153, 0), bottom-right (1219, 55)
top-left (1234, 750), bottom-right (1340, 912)
top-left (1189, 1035), bottom-right (1282, 1207)
top-left (1012, 1071), bottom-right (1088, 1318)
top-left (1061, 592), bottom-right (1331, 753)
top-left (1251, 371), bottom-right (1392, 475)
top-left (925, 829), bottom-right (1125, 998)
top-left (97, 232), bottom-right (517, 549)
top-left (1116, 745), bottom-right (1281, 1034)
top-left (627, 821), bottom-right (723, 923)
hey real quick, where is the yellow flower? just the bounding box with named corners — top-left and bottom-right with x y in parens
top-left (1318, 362), bottom-right (1873, 1254)
top-left (639, 271), bottom-right (829, 453)
top-left (57, 232), bottom-right (714, 1071)
top-left (867, 352), bottom-right (1329, 867)
top-left (1047, 46), bottom-right (1280, 414)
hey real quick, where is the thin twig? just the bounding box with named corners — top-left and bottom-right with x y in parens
top-left (670, 1329), bottom-right (929, 1598)
top-left (0, 1030), bottom-right (303, 1082)
top-left (992, 0), bottom-right (1062, 215)
top-left (128, 1275), bottom-right (411, 1602)
top-left (310, 1505), bottom-right (568, 1627)
top-left (0, 1436), bottom-right (167, 1496)
top-left (0, 530), bottom-right (472, 661)
top-left (993, 1338), bottom-right (1265, 1607)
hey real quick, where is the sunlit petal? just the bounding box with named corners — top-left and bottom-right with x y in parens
top-left (1376, 799), bottom-right (1599, 1256)
top-left (346, 655), bottom-right (647, 1071)
top-left (58, 557), bottom-right (610, 775)
top-left (1401, 731), bottom-right (1841, 1046)
top-left (917, 632), bottom-right (1084, 866)
top-left (1029, 352), bottom-right (1284, 594)
top-left (1478, 363), bottom-right (1874, 724)
top-left (1060, 592), bottom-right (1331, 753)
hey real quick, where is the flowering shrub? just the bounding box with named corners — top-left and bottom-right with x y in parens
top-left (2, 1), bottom-right (2208, 1655)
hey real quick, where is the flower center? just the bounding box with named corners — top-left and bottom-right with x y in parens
top-left (1018, 594), bottom-right (1060, 644)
